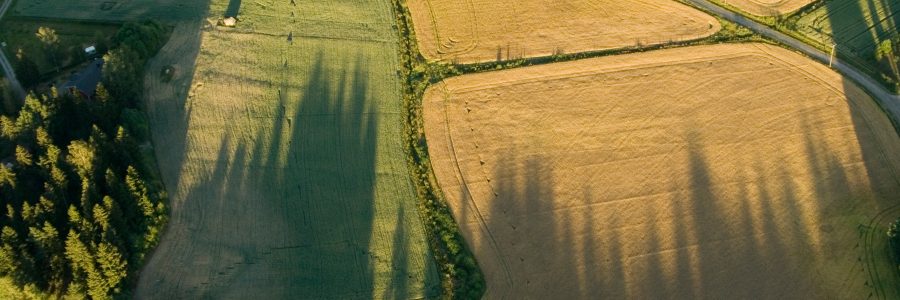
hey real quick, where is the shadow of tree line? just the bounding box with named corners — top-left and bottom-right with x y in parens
top-left (137, 33), bottom-right (437, 299)
top-left (466, 91), bottom-right (900, 298)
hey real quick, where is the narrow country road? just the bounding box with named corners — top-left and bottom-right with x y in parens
top-left (0, 0), bottom-right (26, 100)
top-left (685, 0), bottom-right (900, 124)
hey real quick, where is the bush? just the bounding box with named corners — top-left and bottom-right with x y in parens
top-left (889, 217), bottom-right (900, 269)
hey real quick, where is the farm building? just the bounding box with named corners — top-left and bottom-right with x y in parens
top-left (61, 59), bottom-right (104, 100)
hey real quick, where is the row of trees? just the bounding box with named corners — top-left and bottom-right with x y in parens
top-left (0, 20), bottom-right (168, 299)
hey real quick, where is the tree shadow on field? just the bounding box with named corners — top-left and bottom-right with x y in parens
top-left (462, 69), bottom-right (900, 298)
top-left (667, 105), bottom-right (897, 298)
top-left (225, 0), bottom-right (241, 18)
top-left (137, 44), bottom-right (436, 298)
top-left (823, 0), bottom-right (900, 296)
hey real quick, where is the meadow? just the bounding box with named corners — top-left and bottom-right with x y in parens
top-left (133, 0), bottom-right (440, 298)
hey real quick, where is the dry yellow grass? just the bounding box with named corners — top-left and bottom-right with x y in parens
top-left (407, 0), bottom-right (720, 63)
top-left (725, 0), bottom-right (814, 16)
top-left (423, 43), bottom-right (900, 299)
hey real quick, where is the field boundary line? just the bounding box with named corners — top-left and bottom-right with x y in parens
top-left (449, 51), bottom-right (781, 93)
top-left (859, 204), bottom-right (900, 299)
top-left (435, 82), bottom-right (514, 290)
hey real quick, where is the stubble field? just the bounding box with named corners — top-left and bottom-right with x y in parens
top-left (423, 43), bottom-right (900, 299)
top-left (406, 0), bottom-right (721, 63)
top-left (11, 0), bottom-right (205, 22)
top-left (132, 0), bottom-right (439, 298)
top-left (724, 0), bottom-right (813, 16)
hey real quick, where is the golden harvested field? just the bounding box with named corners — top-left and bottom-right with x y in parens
top-left (406, 0), bottom-right (720, 63)
top-left (725, 0), bottom-right (814, 16)
top-left (423, 43), bottom-right (900, 298)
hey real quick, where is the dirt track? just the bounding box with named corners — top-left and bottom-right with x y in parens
top-left (407, 0), bottom-right (720, 63)
top-left (423, 43), bottom-right (900, 299)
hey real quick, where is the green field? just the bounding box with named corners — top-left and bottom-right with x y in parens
top-left (0, 19), bottom-right (118, 74)
top-left (794, 0), bottom-right (899, 86)
top-left (11, 0), bottom-right (205, 22)
top-left (128, 0), bottom-right (440, 298)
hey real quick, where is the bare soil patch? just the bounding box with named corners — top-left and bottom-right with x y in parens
top-left (407, 0), bottom-right (720, 63)
top-left (423, 43), bottom-right (900, 298)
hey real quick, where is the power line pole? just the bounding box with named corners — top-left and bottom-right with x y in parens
top-left (829, 44), bottom-right (836, 68)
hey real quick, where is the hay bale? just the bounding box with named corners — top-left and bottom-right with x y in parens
top-left (220, 17), bottom-right (237, 27)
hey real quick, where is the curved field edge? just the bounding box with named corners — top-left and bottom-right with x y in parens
top-left (391, 0), bottom-right (782, 298)
top-left (135, 0), bottom-right (440, 298)
top-left (423, 43), bottom-right (900, 298)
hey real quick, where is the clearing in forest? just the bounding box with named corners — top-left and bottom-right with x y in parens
top-left (723, 0), bottom-right (813, 16)
top-left (134, 0), bottom-right (439, 298)
top-left (406, 0), bottom-right (720, 63)
top-left (423, 43), bottom-right (900, 299)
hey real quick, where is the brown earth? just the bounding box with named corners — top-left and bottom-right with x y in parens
top-left (407, 0), bottom-right (720, 63)
top-left (423, 43), bottom-right (900, 299)
top-left (725, 0), bottom-right (815, 16)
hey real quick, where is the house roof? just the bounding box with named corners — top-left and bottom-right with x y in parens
top-left (62, 59), bottom-right (104, 97)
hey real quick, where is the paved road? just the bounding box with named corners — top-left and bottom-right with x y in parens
top-left (0, 0), bottom-right (25, 100)
top-left (686, 0), bottom-right (900, 124)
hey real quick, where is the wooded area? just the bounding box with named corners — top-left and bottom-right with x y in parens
top-left (0, 21), bottom-right (167, 299)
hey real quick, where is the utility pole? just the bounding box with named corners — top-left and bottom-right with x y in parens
top-left (829, 44), bottom-right (836, 68)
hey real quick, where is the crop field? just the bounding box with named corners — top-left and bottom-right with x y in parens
top-left (795, 0), bottom-right (899, 68)
top-left (406, 0), bottom-right (720, 63)
top-left (0, 19), bottom-right (118, 74)
top-left (423, 43), bottom-right (900, 299)
top-left (11, 0), bottom-right (205, 22)
top-left (725, 0), bottom-right (813, 16)
top-left (133, 0), bottom-right (440, 298)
